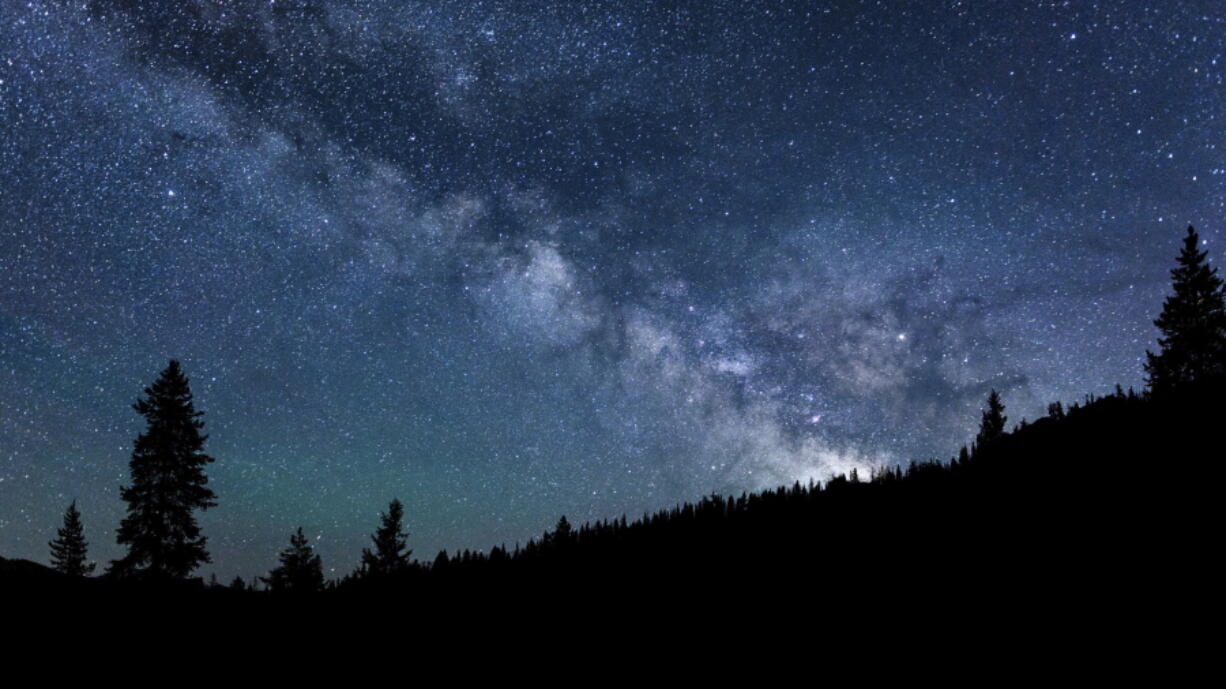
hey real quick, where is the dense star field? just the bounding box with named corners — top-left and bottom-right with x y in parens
top-left (1, 1), bottom-right (1223, 581)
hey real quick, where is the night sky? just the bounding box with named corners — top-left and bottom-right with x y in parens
top-left (2, 1), bottom-right (1223, 581)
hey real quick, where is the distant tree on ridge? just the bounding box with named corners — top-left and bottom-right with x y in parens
top-left (360, 498), bottom-right (412, 578)
top-left (49, 499), bottom-right (95, 577)
top-left (262, 527), bottom-right (324, 593)
top-left (976, 389), bottom-right (1007, 450)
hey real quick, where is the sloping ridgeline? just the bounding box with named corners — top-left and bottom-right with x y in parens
top-left (9, 382), bottom-right (1219, 633)
top-left (332, 382), bottom-right (1218, 614)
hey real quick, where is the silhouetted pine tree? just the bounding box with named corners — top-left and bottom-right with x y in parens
top-left (1047, 401), bottom-right (1065, 420)
top-left (113, 360), bottom-right (217, 580)
top-left (49, 499), bottom-right (95, 577)
top-left (360, 498), bottom-right (411, 578)
top-left (1145, 225), bottom-right (1226, 395)
top-left (262, 527), bottom-right (324, 593)
top-left (975, 389), bottom-right (1007, 449)
top-left (548, 515), bottom-right (574, 549)
top-left (555, 515), bottom-right (572, 540)
top-left (433, 550), bottom-right (450, 571)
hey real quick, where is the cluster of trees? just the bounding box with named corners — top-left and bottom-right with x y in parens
top-left (258, 496), bottom-right (414, 593)
top-left (42, 225), bottom-right (1226, 592)
top-left (44, 359), bottom-right (412, 592)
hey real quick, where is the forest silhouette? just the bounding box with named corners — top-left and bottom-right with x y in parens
top-left (3, 226), bottom-right (1223, 618)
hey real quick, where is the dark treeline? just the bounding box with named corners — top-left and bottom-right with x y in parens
top-left (329, 381), bottom-right (1214, 602)
top-left (6, 225), bottom-right (1224, 619)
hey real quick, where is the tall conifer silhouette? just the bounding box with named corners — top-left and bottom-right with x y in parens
top-left (1145, 225), bottom-right (1226, 395)
top-left (114, 360), bottom-right (216, 579)
top-left (360, 498), bottom-right (411, 578)
top-left (975, 389), bottom-right (1007, 450)
top-left (49, 499), bottom-right (95, 577)
top-left (550, 515), bottom-right (574, 547)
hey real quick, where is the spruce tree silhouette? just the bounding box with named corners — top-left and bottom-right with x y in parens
top-left (552, 515), bottom-right (573, 546)
top-left (432, 549), bottom-right (451, 571)
top-left (113, 360), bottom-right (217, 580)
top-left (975, 389), bottom-right (1007, 450)
top-left (49, 499), bottom-right (95, 577)
top-left (360, 498), bottom-right (411, 578)
top-left (956, 445), bottom-right (970, 466)
top-left (1144, 225), bottom-right (1226, 395)
top-left (262, 527), bottom-right (324, 593)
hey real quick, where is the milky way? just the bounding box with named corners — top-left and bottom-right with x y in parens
top-left (2, 1), bottom-right (1223, 580)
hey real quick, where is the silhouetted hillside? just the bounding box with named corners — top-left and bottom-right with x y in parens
top-left (0, 555), bottom-right (60, 581)
top-left (0, 555), bottom-right (95, 593)
top-left (334, 382), bottom-right (1219, 611)
top-left (5, 382), bottom-right (1218, 619)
